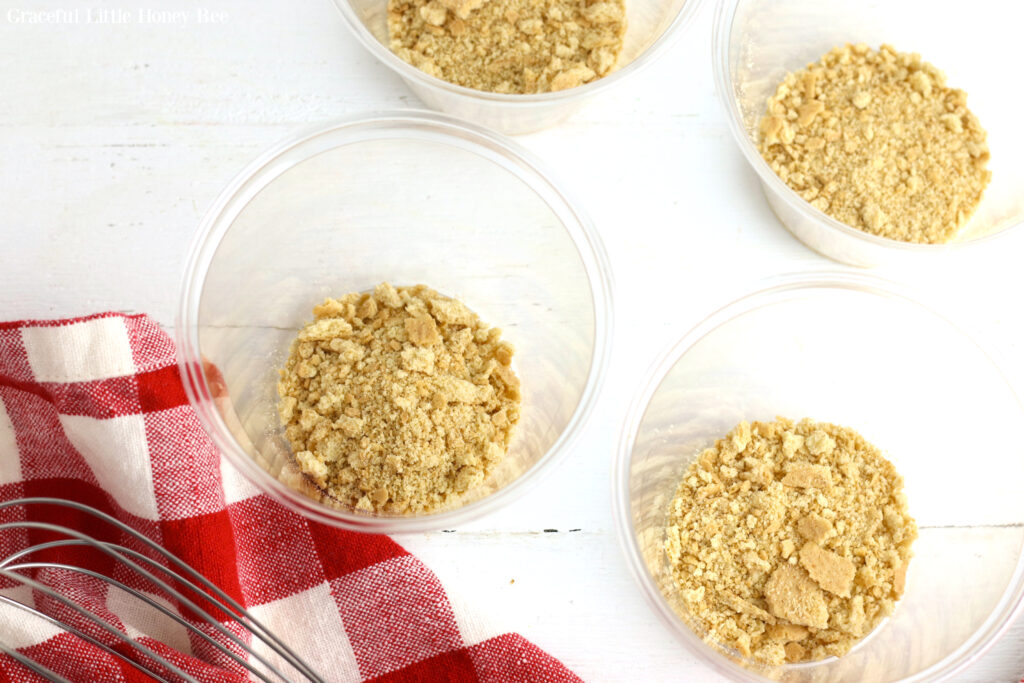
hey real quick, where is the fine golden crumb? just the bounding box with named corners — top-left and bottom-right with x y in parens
top-left (664, 418), bottom-right (917, 664)
top-left (758, 44), bottom-right (991, 244)
top-left (277, 283), bottom-right (521, 515)
top-left (387, 0), bottom-right (626, 94)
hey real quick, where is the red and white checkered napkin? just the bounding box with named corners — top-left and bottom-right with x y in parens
top-left (0, 313), bottom-right (582, 682)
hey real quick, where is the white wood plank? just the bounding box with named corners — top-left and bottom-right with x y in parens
top-left (396, 531), bottom-right (1024, 682)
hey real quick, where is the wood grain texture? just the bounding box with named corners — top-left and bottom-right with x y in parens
top-left (0, 0), bottom-right (1021, 680)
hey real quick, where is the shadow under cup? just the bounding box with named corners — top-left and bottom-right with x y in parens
top-left (179, 114), bottom-right (612, 532)
top-left (617, 274), bottom-right (1024, 681)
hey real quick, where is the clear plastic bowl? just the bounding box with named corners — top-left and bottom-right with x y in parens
top-left (712, 0), bottom-right (1024, 267)
top-left (177, 110), bottom-right (613, 533)
top-left (614, 271), bottom-right (1024, 681)
top-left (333, 0), bottom-right (705, 134)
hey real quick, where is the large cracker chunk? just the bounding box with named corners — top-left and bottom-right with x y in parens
top-left (718, 590), bottom-right (775, 623)
top-left (429, 298), bottom-right (475, 326)
top-left (796, 513), bottom-right (834, 543)
top-left (764, 565), bottom-right (829, 629)
top-left (799, 543), bottom-right (855, 597)
top-left (766, 623), bottom-right (809, 642)
top-left (405, 315), bottom-right (440, 346)
top-left (781, 463), bottom-right (833, 491)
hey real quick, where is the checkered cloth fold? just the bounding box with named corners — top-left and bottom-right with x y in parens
top-left (0, 313), bottom-right (581, 682)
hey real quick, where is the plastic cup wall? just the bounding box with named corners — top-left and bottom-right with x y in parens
top-left (337, 0), bottom-right (698, 133)
top-left (180, 115), bottom-right (612, 532)
top-left (714, 0), bottom-right (1024, 266)
top-left (618, 275), bottom-right (1024, 682)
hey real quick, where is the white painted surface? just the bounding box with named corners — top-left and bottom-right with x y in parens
top-left (0, 1), bottom-right (1021, 681)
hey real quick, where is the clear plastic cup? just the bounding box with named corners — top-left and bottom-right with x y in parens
top-left (333, 0), bottom-right (706, 134)
top-left (614, 271), bottom-right (1024, 681)
top-left (177, 110), bottom-right (613, 533)
top-left (712, 0), bottom-right (1024, 267)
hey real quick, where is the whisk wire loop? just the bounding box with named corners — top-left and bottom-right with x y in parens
top-left (0, 498), bottom-right (323, 682)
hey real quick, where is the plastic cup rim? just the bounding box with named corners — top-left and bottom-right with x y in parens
top-left (176, 109), bottom-right (615, 534)
top-left (612, 268), bottom-right (1024, 682)
top-left (332, 0), bottom-right (708, 106)
top-left (709, 0), bottom-right (1024, 256)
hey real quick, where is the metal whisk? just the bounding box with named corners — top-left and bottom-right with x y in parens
top-left (0, 498), bottom-right (324, 683)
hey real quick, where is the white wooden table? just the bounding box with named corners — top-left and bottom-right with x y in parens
top-left (1, 1), bottom-right (1022, 680)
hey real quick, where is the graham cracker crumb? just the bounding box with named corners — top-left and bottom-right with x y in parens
top-left (765, 565), bottom-right (829, 629)
top-left (277, 283), bottom-right (521, 514)
top-left (784, 642), bottom-right (805, 662)
top-left (796, 513), bottom-right (834, 543)
top-left (781, 462), bottom-right (833, 491)
top-left (893, 561), bottom-right (908, 597)
top-left (665, 418), bottom-right (917, 664)
top-left (757, 44), bottom-right (991, 244)
top-left (405, 315), bottom-right (441, 347)
top-left (766, 623), bottom-right (808, 642)
top-left (799, 542), bottom-right (855, 597)
top-left (387, 0), bottom-right (625, 93)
